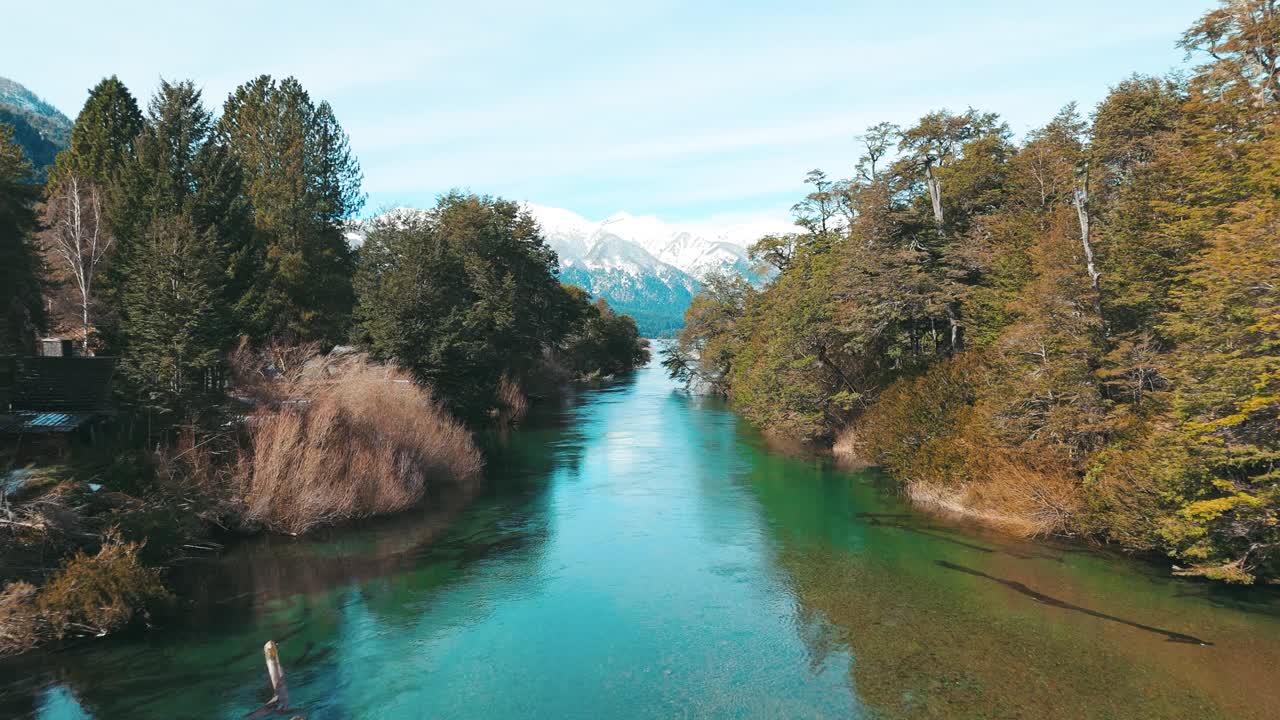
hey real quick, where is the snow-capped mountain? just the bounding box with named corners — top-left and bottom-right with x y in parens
top-left (525, 204), bottom-right (785, 281)
top-left (558, 234), bottom-right (702, 336)
top-left (524, 204), bottom-right (794, 335)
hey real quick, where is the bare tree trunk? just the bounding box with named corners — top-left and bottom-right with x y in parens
top-left (925, 161), bottom-right (945, 232)
top-left (1073, 164), bottom-right (1105, 333)
top-left (47, 175), bottom-right (111, 354)
top-left (945, 304), bottom-right (961, 354)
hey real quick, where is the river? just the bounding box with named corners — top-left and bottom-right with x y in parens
top-left (4, 355), bottom-right (1280, 719)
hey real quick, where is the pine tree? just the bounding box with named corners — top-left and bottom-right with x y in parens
top-left (113, 81), bottom-right (241, 427)
top-left (0, 126), bottom-right (45, 354)
top-left (218, 75), bottom-right (363, 344)
top-left (119, 212), bottom-right (227, 427)
top-left (49, 75), bottom-right (143, 188)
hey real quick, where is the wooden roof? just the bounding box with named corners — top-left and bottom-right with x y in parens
top-left (9, 357), bottom-right (117, 414)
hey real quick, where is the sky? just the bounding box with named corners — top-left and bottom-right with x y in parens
top-left (2, 0), bottom-right (1213, 231)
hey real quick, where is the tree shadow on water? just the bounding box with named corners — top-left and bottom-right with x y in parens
top-left (936, 560), bottom-right (1213, 646)
top-left (854, 512), bottom-right (1066, 563)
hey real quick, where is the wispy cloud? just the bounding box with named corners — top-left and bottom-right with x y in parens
top-left (2, 0), bottom-right (1208, 229)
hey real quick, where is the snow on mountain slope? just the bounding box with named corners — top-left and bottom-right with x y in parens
top-left (524, 203), bottom-right (794, 335)
top-left (524, 203), bottom-right (792, 281)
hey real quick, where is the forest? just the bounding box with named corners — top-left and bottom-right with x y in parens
top-left (0, 74), bottom-right (646, 653)
top-left (664, 0), bottom-right (1279, 584)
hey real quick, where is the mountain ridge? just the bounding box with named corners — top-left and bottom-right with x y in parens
top-left (0, 76), bottom-right (72, 180)
top-left (525, 203), bottom-right (788, 335)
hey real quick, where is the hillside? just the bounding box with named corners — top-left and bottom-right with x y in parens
top-left (0, 76), bottom-right (72, 180)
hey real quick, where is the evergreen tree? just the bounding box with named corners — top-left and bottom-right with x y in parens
top-left (49, 75), bottom-right (143, 187)
top-left (0, 125), bottom-right (45, 354)
top-left (113, 81), bottom-right (241, 426)
top-left (119, 212), bottom-right (227, 427)
top-left (218, 75), bottom-right (363, 344)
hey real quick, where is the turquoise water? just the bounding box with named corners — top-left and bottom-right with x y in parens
top-left (3, 358), bottom-right (1280, 719)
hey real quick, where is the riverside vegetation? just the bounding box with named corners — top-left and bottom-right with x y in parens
top-left (664, 0), bottom-right (1280, 584)
top-left (0, 76), bottom-right (647, 654)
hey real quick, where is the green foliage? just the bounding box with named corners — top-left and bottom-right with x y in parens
top-left (0, 125), bottom-right (44, 354)
top-left (670, 0), bottom-right (1280, 582)
top-left (49, 75), bottom-right (143, 188)
top-left (855, 354), bottom-right (984, 488)
top-left (728, 250), bottom-right (848, 441)
top-left (560, 288), bottom-right (650, 377)
top-left (218, 75), bottom-right (363, 344)
top-left (112, 81), bottom-right (242, 426)
top-left (662, 271), bottom-right (752, 393)
top-left (1153, 125), bottom-right (1280, 581)
top-left (353, 194), bottom-right (575, 422)
top-left (33, 77), bottom-right (145, 353)
top-left (119, 213), bottom-right (228, 424)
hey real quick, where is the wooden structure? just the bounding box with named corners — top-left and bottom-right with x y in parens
top-left (0, 355), bottom-right (117, 444)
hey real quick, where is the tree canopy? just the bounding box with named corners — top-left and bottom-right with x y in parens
top-left (667, 0), bottom-right (1280, 583)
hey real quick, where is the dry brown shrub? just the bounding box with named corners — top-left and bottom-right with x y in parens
top-left (152, 429), bottom-right (244, 519)
top-left (911, 440), bottom-right (1080, 536)
top-left (495, 373), bottom-right (529, 428)
top-left (0, 581), bottom-right (41, 655)
top-left (240, 360), bottom-right (483, 535)
top-left (228, 337), bottom-right (324, 405)
top-left (832, 425), bottom-right (866, 464)
top-left (838, 354), bottom-right (1080, 537)
top-left (36, 529), bottom-right (168, 641)
top-left (975, 448), bottom-right (1079, 535)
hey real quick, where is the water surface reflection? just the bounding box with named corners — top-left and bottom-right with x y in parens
top-left (2, 359), bottom-right (1278, 719)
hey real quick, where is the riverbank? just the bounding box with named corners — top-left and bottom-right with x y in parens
top-left (0, 354), bottom-right (483, 657)
top-left (0, 340), bottom-right (654, 658)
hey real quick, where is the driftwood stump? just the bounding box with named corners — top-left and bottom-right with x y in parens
top-left (264, 640), bottom-right (290, 708)
top-left (245, 640), bottom-right (299, 718)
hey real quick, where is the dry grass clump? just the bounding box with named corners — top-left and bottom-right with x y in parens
top-left (903, 445), bottom-right (1080, 537)
top-left (36, 529), bottom-right (168, 640)
top-left (240, 360), bottom-right (483, 535)
top-left (0, 483), bottom-right (86, 546)
top-left (228, 338), bottom-right (323, 405)
top-left (1, 530), bottom-right (168, 654)
top-left (832, 425), bottom-right (869, 466)
top-left (494, 373), bottom-right (529, 428)
top-left (0, 581), bottom-right (41, 655)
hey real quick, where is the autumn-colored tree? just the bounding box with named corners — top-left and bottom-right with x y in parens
top-left (667, 0), bottom-right (1280, 583)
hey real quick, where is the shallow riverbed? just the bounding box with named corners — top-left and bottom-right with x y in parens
top-left (4, 356), bottom-right (1279, 719)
